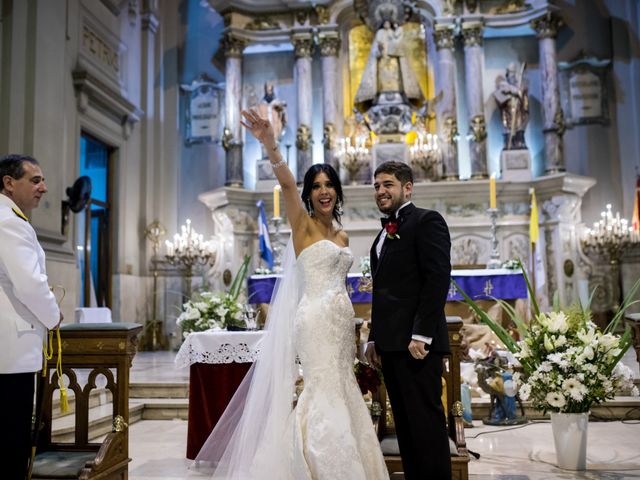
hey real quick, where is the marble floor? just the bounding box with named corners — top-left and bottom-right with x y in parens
top-left (126, 351), bottom-right (640, 479)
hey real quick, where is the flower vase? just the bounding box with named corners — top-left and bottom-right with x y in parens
top-left (550, 412), bottom-right (589, 470)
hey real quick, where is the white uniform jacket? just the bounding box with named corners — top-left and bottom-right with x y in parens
top-left (0, 194), bottom-right (60, 373)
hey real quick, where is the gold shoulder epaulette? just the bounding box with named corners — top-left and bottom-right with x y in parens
top-left (12, 207), bottom-right (29, 222)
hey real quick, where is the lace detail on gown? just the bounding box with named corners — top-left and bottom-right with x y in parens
top-left (284, 240), bottom-right (389, 480)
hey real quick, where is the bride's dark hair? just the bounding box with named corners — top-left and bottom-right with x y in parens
top-left (300, 163), bottom-right (344, 225)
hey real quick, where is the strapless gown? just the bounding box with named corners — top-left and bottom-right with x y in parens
top-left (284, 239), bottom-right (389, 479)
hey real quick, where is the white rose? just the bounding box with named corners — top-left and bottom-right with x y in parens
top-left (186, 306), bottom-right (201, 320)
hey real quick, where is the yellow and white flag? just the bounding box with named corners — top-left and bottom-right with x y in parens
top-left (529, 188), bottom-right (548, 311)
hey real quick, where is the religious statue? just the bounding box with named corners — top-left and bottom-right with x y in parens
top-left (493, 62), bottom-right (529, 150)
top-left (254, 83), bottom-right (287, 151)
top-left (354, 20), bottom-right (424, 113)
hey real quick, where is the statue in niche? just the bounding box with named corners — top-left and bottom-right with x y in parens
top-left (354, 19), bottom-right (424, 113)
top-left (493, 62), bottom-right (529, 150)
top-left (252, 83), bottom-right (287, 152)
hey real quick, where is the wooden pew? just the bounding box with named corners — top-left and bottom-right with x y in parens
top-left (31, 323), bottom-right (142, 480)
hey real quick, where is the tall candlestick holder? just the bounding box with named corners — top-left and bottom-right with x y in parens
top-left (487, 208), bottom-right (501, 269)
top-left (270, 216), bottom-right (285, 273)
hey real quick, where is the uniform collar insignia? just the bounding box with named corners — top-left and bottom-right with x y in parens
top-left (12, 207), bottom-right (29, 222)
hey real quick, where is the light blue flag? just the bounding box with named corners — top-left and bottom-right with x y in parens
top-left (256, 199), bottom-right (274, 269)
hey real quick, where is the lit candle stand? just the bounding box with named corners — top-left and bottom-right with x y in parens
top-left (582, 204), bottom-right (639, 311)
top-left (409, 133), bottom-right (440, 181)
top-left (486, 174), bottom-right (501, 269)
top-left (335, 135), bottom-right (370, 185)
top-left (165, 219), bottom-right (216, 299)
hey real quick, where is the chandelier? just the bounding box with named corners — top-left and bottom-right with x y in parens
top-left (582, 204), bottom-right (639, 264)
top-left (165, 219), bottom-right (216, 297)
top-left (409, 133), bottom-right (439, 180)
top-left (335, 135), bottom-right (371, 185)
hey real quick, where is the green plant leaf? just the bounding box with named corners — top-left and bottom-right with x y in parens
top-left (518, 259), bottom-right (540, 317)
top-left (491, 297), bottom-right (528, 339)
top-left (606, 276), bottom-right (640, 334)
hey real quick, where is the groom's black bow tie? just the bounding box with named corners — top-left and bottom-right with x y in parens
top-left (381, 215), bottom-right (397, 228)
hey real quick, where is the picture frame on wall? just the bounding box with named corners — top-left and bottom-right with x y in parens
top-left (559, 54), bottom-right (610, 127)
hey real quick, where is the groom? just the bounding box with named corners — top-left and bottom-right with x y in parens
top-left (365, 161), bottom-right (452, 480)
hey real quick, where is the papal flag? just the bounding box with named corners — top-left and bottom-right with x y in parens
top-left (256, 199), bottom-right (274, 270)
top-left (632, 174), bottom-right (640, 232)
top-left (529, 188), bottom-right (548, 311)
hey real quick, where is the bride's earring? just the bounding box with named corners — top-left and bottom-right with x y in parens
top-left (335, 199), bottom-right (343, 216)
top-left (306, 198), bottom-right (314, 216)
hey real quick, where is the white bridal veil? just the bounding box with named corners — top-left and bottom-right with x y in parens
top-left (193, 239), bottom-right (302, 479)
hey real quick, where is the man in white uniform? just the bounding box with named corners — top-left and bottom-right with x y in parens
top-left (0, 154), bottom-right (61, 478)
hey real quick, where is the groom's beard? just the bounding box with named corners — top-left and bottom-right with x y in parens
top-left (376, 196), bottom-right (406, 215)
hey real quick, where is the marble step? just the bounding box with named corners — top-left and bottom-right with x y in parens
top-left (130, 382), bottom-right (188, 399)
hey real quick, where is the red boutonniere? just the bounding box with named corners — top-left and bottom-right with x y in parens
top-left (385, 221), bottom-right (400, 240)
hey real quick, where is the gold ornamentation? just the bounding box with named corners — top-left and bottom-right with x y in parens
top-left (433, 25), bottom-right (455, 51)
top-left (553, 109), bottom-right (566, 136)
top-left (442, 116), bottom-right (458, 144)
top-left (315, 5), bottom-right (329, 24)
top-left (490, 0), bottom-right (531, 15)
top-left (318, 34), bottom-right (341, 57)
top-left (292, 35), bottom-right (314, 58)
top-left (222, 127), bottom-right (234, 151)
top-left (461, 22), bottom-right (483, 47)
top-left (452, 400), bottom-right (464, 417)
top-left (222, 33), bottom-right (246, 58)
top-left (295, 10), bottom-right (309, 25)
top-left (245, 16), bottom-right (279, 31)
top-left (113, 415), bottom-right (128, 432)
top-left (323, 122), bottom-right (336, 150)
top-left (531, 12), bottom-right (563, 39)
top-left (296, 124), bottom-right (312, 151)
top-left (468, 115), bottom-right (487, 142)
top-left (465, 0), bottom-right (478, 13)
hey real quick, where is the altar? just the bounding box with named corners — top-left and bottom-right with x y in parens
top-left (175, 331), bottom-right (264, 459)
top-left (248, 269), bottom-right (528, 304)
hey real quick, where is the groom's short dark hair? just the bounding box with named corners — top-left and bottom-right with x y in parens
top-left (374, 161), bottom-right (413, 185)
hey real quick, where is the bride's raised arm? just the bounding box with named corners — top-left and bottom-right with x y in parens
top-left (241, 109), bottom-right (307, 235)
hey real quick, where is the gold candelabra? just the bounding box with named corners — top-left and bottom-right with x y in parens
top-left (164, 219), bottom-right (216, 300)
top-left (409, 133), bottom-right (440, 181)
top-left (336, 135), bottom-right (370, 185)
top-left (144, 220), bottom-right (166, 351)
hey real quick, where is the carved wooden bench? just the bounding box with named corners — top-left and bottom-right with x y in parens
top-left (31, 323), bottom-right (142, 480)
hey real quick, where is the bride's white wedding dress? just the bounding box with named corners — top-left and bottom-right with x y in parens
top-left (198, 239), bottom-right (388, 480)
top-left (285, 239), bottom-right (389, 479)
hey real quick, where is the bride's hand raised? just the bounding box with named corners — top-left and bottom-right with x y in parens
top-left (241, 109), bottom-right (277, 149)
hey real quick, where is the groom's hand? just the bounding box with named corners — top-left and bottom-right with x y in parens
top-left (364, 342), bottom-right (381, 368)
top-left (408, 339), bottom-right (428, 360)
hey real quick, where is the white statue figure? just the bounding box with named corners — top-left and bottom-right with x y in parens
top-left (493, 62), bottom-right (529, 150)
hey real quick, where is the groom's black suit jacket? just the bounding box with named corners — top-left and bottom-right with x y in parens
top-left (369, 203), bottom-right (452, 354)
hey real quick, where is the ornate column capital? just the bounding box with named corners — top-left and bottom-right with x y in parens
top-left (433, 25), bottom-right (455, 51)
top-left (461, 22), bottom-right (483, 47)
top-left (296, 124), bottom-right (312, 151)
top-left (531, 12), bottom-right (563, 39)
top-left (222, 33), bottom-right (246, 58)
top-left (292, 34), bottom-right (314, 58)
top-left (318, 32), bottom-right (341, 57)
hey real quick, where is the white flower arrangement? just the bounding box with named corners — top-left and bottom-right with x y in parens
top-left (454, 266), bottom-right (640, 414)
top-left (176, 255), bottom-right (251, 339)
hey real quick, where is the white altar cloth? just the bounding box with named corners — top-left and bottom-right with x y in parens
top-left (175, 330), bottom-right (264, 368)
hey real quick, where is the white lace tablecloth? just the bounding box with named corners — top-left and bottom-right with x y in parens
top-left (175, 330), bottom-right (265, 368)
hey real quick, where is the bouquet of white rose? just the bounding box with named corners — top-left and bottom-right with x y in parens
top-left (454, 266), bottom-right (639, 414)
top-left (176, 255), bottom-right (251, 339)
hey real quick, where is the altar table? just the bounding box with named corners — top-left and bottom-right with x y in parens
top-left (175, 330), bottom-right (264, 459)
top-left (248, 268), bottom-right (528, 304)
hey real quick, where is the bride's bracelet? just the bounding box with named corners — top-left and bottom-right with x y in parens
top-left (271, 159), bottom-right (287, 169)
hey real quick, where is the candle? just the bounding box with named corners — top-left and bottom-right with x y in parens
top-left (273, 185), bottom-right (281, 218)
top-left (489, 173), bottom-right (497, 209)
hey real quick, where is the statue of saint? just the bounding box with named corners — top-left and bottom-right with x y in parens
top-left (255, 83), bottom-right (287, 147)
top-left (354, 20), bottom-right (424, 112)
top-left (493, 62), bottom-right (529, 150)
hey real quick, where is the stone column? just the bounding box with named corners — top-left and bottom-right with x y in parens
top-left (532, 12), bottom-right (565, 174)
top-left (462, 22), bottom-right (488, 179)
top-left (292, 32), bottom-right (314, 183)
top-left (318, 30), bottom-right (341, 170)
top-left (433, 24), bottom-right (459, 180)
top-left (222, 33), bottom-right (246, 187)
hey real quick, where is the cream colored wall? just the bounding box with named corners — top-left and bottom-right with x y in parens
top-left (0, 0), bottom-right (181, 326)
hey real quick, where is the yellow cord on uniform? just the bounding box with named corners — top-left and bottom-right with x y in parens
top-left (43, 286), bottom-right (69, 413)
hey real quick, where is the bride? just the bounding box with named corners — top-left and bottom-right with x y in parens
top-left (193, 109), bottom-right (389, 479)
